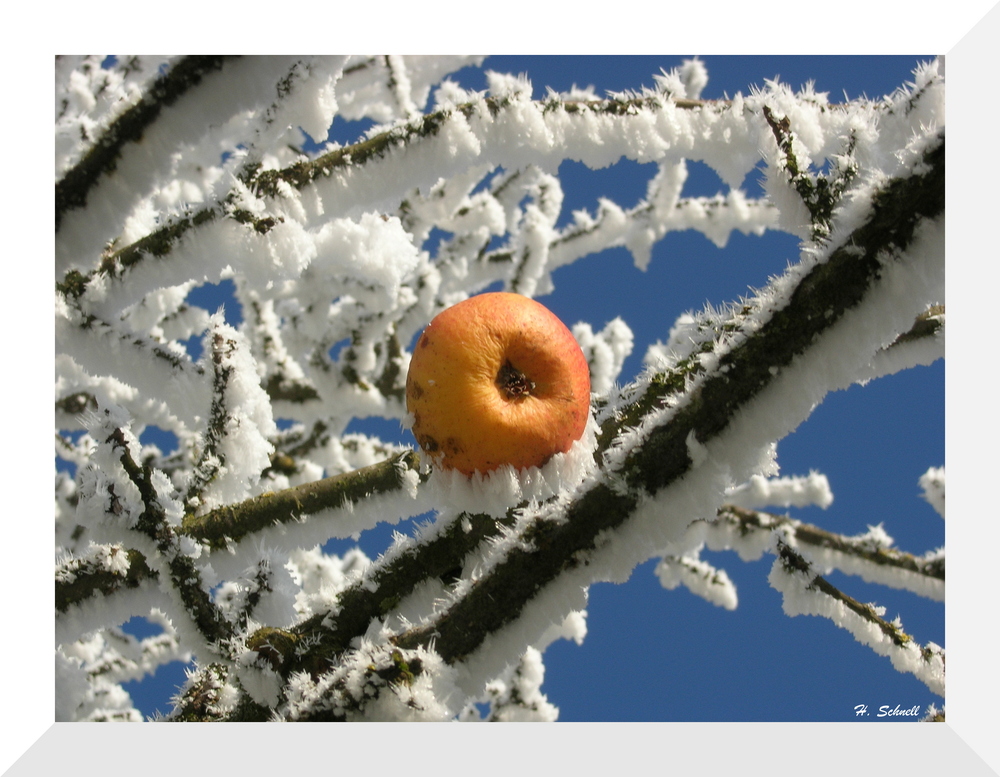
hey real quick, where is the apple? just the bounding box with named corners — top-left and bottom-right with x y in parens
top-left (405, 292), bottom-right (591, 476)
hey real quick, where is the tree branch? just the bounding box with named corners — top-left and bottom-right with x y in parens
top-left (73, 127), bottom-right (944, 720)
top-left (54, 57), bottom-right (946, 721)
top-left (54, 90), bottom-right (739, 302)
top-left (773, 540), bottom-right (926, 650)
top-left (771, 539), bottom-right (945, 696)
top-left (56, 546), bottom-right (158, 614)
top-left (714, 505), bottom-right (944, 585)
top-left (56, 450), bottom-right (424, 618)
top-left (252, 507), bottom-right (523, 681)
top-left (888, 304), bottom-right (944, 348)
top-left (105, 426), bottom-right (234, 647)
top-left (181, 450), bottom-right (422, 550)
top-left (158, 124), bottom-right (943, 719)
top-left (55, 56), bottom-right (230, 232)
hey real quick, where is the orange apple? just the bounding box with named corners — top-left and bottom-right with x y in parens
top-left (405, 292), bottom-right (591, 475)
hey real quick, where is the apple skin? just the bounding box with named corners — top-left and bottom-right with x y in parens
top-left (406, 292), bottom-right (591, 476)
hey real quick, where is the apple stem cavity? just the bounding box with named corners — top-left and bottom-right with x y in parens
top-left (496, 360), bottom-right (535, 400)
top-left (406, 292), bottom-right (591, 474)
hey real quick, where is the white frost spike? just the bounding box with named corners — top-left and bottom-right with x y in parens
top-left (281, 642), bottom-right (460, 721)
top-left (485, 70), bottom-right (533, 99)
top-left (654, 58), bottom-right (708, 100)
top-left (846, 523), bottom-right (894, 551)
top-left (679, 58), bottom-right (708, 99)
top-left (235, 648), bottom-right (284, 709)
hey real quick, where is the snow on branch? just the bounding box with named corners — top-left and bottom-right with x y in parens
top-left (182, 317), bottom-right (276, 514)
top-left (73, 407), bottom-right (234, 653)
top-left (472, 646), bottom-right (559, 721)
top-left (725, 472), bottom-right (833, 510)
top-left (856, 304), bottom-right (945, 384)
top-left (63, 609), bottom-right (190, 691)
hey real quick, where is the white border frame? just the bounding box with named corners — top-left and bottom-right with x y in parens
top-left (15, 2), bottom-right (997, 773)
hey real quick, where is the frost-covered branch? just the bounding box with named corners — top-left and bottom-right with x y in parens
top-left (57, 450), bottom-right (424, 622)
top-left (762, 104), bottom-right (858, 241)
top-left (857, 305), bottom-right (945, 384)
top-left (357, 134), bottom-right (937, 663)
top-left (53, 88), bottom-right (780, 304)
top-left (221, 506), bottom-right (523, 699)
top-left (891, 304), bottom-right (944, 348)
top-left (182, 450), bottom-right (421, 551)
top-left (55, 56), bottom-right (228, 231)
top-left (64, 610), bottom-right (190, 688)
top-left (56, 545), bottom-right (157, 614)
top-left (70, 411), bottom-right (235, 652)
top-left (249, 93), bottom-right (719, 199)
top-left (713, 506), bottom-right (944, 600)
top-left (473, 647), bottom-right (559, 721)
top-left (770, 538), bottom-right (944, 696)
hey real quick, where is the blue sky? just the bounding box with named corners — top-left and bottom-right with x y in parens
top-left (65, 55), bottom-right (944, 723)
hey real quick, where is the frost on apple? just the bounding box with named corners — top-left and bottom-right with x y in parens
top-left (55, 55), bottom-right (944, 722)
